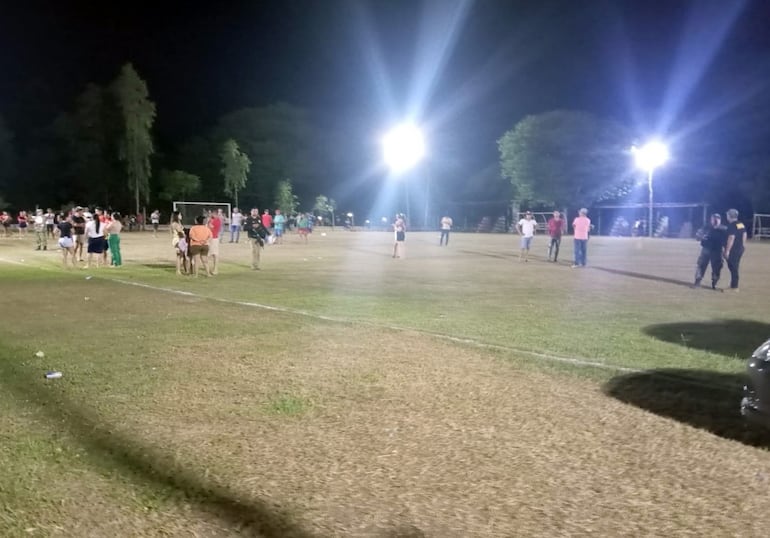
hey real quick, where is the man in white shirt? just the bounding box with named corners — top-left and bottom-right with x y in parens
top-left (440, 215), bottom-right (453, 246)
top-left (230, 208), bottom-right (243, 243)
top-left (516, 211), bottom-right (537, 262)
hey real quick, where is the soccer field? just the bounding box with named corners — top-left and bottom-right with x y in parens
top-left (1, 230), bottom-right (769, 536)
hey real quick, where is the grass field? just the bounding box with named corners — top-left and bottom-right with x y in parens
top-left (1, 229), bottom-right (770, 537)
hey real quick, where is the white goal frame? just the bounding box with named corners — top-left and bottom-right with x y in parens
top-left (752, 213), bottom-right (770, 240)
top-left (172, 201), bottom-right (232, 224)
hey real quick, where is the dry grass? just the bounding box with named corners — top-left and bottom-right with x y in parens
top-left (1, 231), bottom-right (770, 536)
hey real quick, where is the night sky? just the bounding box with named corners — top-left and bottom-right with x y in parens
top-left (2, 0), bottom-right (770, 209)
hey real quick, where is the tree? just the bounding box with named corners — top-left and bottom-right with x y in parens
top-left (498, 110), bottom-right (632, 208)
top-left (0, 115), bottom-right (16, 195)
top-left (158, 169), bottom-right (201, 201)
top-left (220, 138), bottom-right (251, 208)
top-left (214, 103), bottom-right (328, 207)
top-left (313, 194), bottom-right (337, 227)
top-left (113, 63), bottom-right (157, 216)
top-left (274, 179), bottom-right (298, 215)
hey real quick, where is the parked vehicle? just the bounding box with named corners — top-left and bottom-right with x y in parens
top-left (741, 338), bottom-right (770, 428)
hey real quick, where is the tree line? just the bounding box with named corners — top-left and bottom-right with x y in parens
top-left (0, 63), bottom-right (334, 218)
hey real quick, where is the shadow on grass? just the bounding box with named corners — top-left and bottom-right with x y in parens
top-left (140, 262), bottom-right (178, 273)
top-left (0, 360), bottom-right (315, 537)
top-left (644, 320), bottom-right (770, 359)
top-left (591, 266), bottom-right (694, 288)
top-left (604, 368), bottom-right (770, 448)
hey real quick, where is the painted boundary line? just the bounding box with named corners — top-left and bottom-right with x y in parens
top-left (0, 256), bottom-right (638, 374)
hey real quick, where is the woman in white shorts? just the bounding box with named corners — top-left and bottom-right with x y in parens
top-left (55, 216), bottom-right (77, 269)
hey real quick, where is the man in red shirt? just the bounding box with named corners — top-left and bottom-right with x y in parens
top-left (547, 210), bottom-right (565, 262)
top-left (261, 209), bottom-right (273, 231)
top-left (207, 210), bottom-right (222, 275)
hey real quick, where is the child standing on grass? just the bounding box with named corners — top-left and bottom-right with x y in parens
top-left (175, 231), bottom-right (188, 275)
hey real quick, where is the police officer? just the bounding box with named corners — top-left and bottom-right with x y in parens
top-left (243, 208), bottom-right (268, 270)
top-left (724, 208), bottom-right (747, 291)
top-left (693, 213), bottom-right (727, 290)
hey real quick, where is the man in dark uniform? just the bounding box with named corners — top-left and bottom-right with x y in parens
top-left (243, 207), bottom-right (268, 270)
top-left (724, 208), bottom-right (747, 292)
top-left (693, 213), bottom-right (727, 290)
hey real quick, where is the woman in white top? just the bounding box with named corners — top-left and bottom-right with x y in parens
top-left (85, 211), bottom-right (105, 269)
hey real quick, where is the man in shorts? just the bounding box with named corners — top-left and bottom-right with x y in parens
top-left (151, 209), bottom-right (160, 237)
top-left (516, 211), bottom-right (537, 262)
top-left (71, 207), bottom-right (87, 261)
top-left (273, 209), bottom-right (286, 245)
top-left (207, 209), bottom-right (222, 275)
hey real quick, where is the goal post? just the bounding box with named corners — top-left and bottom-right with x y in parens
top-left (752, 213), bottom-right (770, 240)
top-left (172, 201), bottom-right (232, 225)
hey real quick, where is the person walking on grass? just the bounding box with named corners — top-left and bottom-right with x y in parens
top-left (33, 209), bottom-right (47, 251)
top-left (84, 213), bottom-right (105, 269)
top-left (105, 213), bottom-right (123, 267)
top-left (692, 213), bottom-right (726, 290)
top-left (547, 210), bottom-right (565, 262)
top-left (572, 208), bottom-right (591, 268)
top-left (207, 209), bottom-right (222, 275)
top-left (71, 207), bottom-right (86, 261)
top-left (393, 213), bottom-right (406, 258)
top-left (273, 209), bottom-right (286, 244)
top-left (724, 208), bottom-right (747, 292)
top-left (440, 214), bottom-right (453, 246)
top-left (229, 207), bottom-right (243, 243)
top-left (189, 215), bottom-right (213, 277)
top-left (244, 208), bottom-right (268, 270)
top-left (150, 209), bottom-right (160, 237)
top-left (516, 211), bottom-right (537, 262)
top-left (54, 214), bottom-right (77, 269)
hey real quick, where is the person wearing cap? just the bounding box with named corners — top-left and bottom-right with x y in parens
top-left (693, 213), bottom-right (727, 290)
top-left (572, 208), bottom-right (591, 267)
top-left (547, 210), bottom-right (565, 262)
top-left (724, 208), bottom-right (747, 291)
top-left (33, 209), bottom-right (47, 251)
top-left (516, 211), bottom-right (537, 262)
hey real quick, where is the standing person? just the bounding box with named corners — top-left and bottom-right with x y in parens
top-left (33, 209), bottom-right (47, 250)
top-left (297, 213), bottom-right (310, 243)
top-left (229, 208), bottom-right (243, 243)
top-left (150, 209), bottom-right (160, 237)
top-left (693, 213), bottom-right (727, 290)
top-left (84, 213), bottom-right (105, 269)
top-left (724, 208), bottom-right (747, 292)
top-left (572, 208), bottom-right (591, 267)
top-left (17, 210), bottom-right (28, 238)
top-left (216, 208), bottom-right (226, 243)
top-left (516, 211), bottom-right (537, 262)
top-left (54, 214), bottom-right (77, 269)
top-left (244, 208), bottom-right (267, 270)
top-left (547, 210), bottom-right (565, 262)
top-left (440, 214), bottom-right (453, 246)
top-left (207, 208), bottom-right (222, 275)
top-left (44, 208), bottom-right (55, 238)
top-left (170, 211), bottom-right (186, 273)
top-left (262, 209), bottom-right (273, 232)
top-left (392, 213), bottom-right (406, 258)
top-left (105, 213), bottom-right (123, 267)
top-left (273, 209), bottom-right (286, 245)
top-left (0, 211), bottom-right (11, 236)
top-left (71, 207), bottom-right (87, 261)
top-left (188, 215), bottom-right (213, 277)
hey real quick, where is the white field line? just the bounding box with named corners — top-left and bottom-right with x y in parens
top-left (0, 256), bottom-right (638, 373)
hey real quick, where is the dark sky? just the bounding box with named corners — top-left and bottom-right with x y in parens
top-left (2, 0), bottom-right (770, 204)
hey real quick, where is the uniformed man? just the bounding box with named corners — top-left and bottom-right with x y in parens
top-left (693, 213), bottom-right (726, 290)
top-left (243, 208), bottom-right (268, 270)
top-left (724, 208), bottom-right (747, 291)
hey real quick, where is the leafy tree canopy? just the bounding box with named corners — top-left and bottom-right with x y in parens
top-left (498, 110), bottom-right (633, 208)
top-left (159, 169), bottom-right (201, 201)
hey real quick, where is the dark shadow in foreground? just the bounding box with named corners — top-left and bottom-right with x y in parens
top-left (0, 358), bottom-right (315, 537)
top-left (644, 320), bottom-right (770, 359)
top-left (604, 368), bottom-right (770, 448)
top-left (591, 266), bottom-right (694, 288)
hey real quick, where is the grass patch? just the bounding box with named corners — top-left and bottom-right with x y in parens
top-left (1, 232), bottom-right (770, 536)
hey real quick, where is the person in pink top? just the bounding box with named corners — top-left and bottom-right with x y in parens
top-left (572, 208), bottom-right (591, 267)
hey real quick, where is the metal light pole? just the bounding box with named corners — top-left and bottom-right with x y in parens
top-left (633, 141), bottom-right (670, 238)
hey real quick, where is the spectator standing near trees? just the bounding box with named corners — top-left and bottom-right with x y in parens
top-left (516, 211), bottom-right (537, 262)
top-left (440, 214), bottom-right (453, 246)
top-left (547, 210), bottom-right (565, 262)
top-left (572, 208), bottom-right (591, 268)
top-left (230, 208), bottom-right (243, 243)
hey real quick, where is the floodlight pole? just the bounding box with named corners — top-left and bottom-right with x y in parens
top-left (647, 169), bottom-right (653, 238)
top-left (423, 165), bottom-right (430, 229)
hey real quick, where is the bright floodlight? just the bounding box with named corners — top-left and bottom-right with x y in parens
top-left (633, 141), bottom-right (670, 172)
top-left (382, 123), bottom-right (426, 173)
